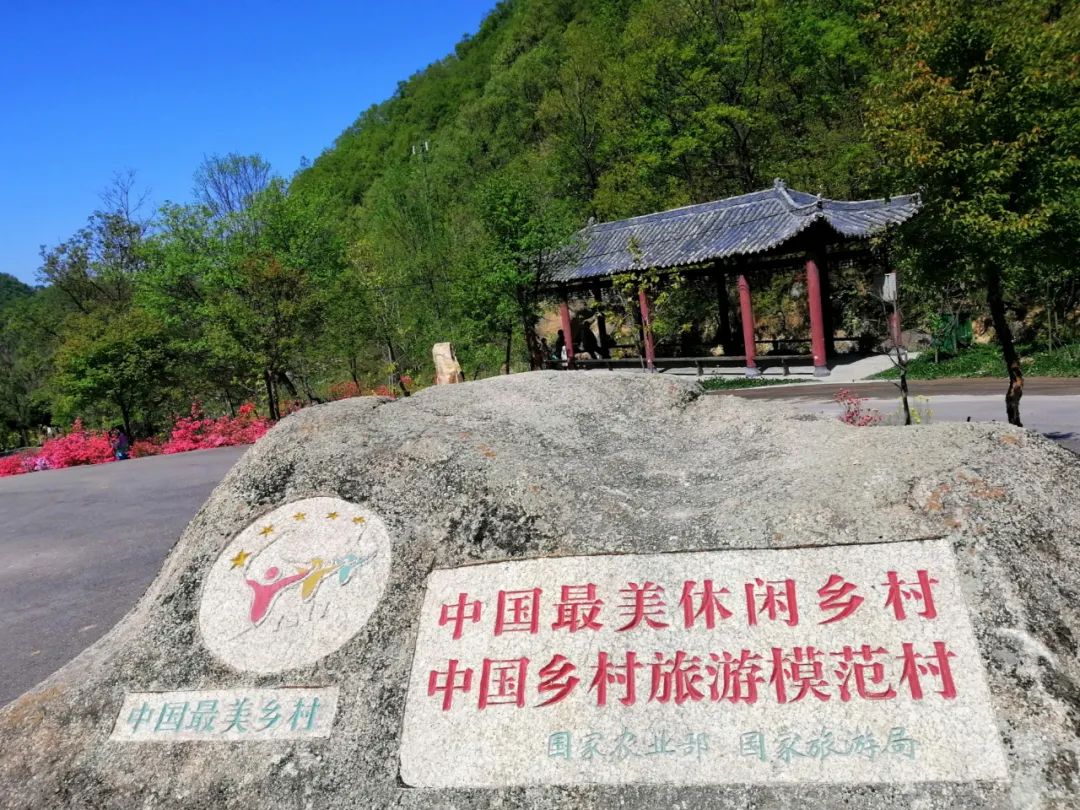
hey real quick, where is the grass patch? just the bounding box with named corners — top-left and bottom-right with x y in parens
top-left (699, 377), bottom-right (811, 391)
top-left (873, 342), bottom-right (1080, 380)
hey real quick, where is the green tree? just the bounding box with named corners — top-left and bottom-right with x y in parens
top-left (33, 173), bottom-right (177, 433)
top-left (54, 308), bottom-right (178, 437)
top-left (193, 153), bottom-right (272, 218)
top-left (474, 164), bottom-right (577, 370)
top-left (0, 273), bottom-right (33, 311)
top-left (0, 290), bottom-right (59, 447)
top-left (867, 0), bottom-right (1080, 424)
top-left (145, 179), bottom-right (344, 419)
top-left (139, 202), bottom-right (251, 414)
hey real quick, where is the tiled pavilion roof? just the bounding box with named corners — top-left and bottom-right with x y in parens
top-left (550, 179), bottom-right (921, 284)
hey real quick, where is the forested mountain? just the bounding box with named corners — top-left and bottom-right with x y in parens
top-left (294, 0), bottom-right (879, 219)
top-left (0, 274), bottom-right (32, 312)
top-left (1, 0), bottom-right (1077, 445)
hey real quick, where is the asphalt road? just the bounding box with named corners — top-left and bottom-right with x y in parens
top-left (0, 446), bottom-right (246, 705)
top-left (719, 377), bottom-right (1080, 454)
top-left (725, 376), bottom-right (1080, 399)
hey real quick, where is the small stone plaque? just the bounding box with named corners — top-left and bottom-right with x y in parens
top-left (400, 539), bottom-right (1007, 787)
top-left (199, 497), bottom-right (391, 673)
top-left (111, 687), bottom-right (338, 741)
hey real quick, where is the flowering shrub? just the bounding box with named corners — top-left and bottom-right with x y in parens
top-left (36, 419), bottom-right (116, 469)
top-left (279, 399), bottom-right (305, 417)
top-left (0, 452), bottom-right (34, 477)
top-left (0, 403), bottom-right (275, 478)
top-left (834, 389), bottom-right (882, 427)
top-left (0, 420), bottom-right (117, 477)
top-left (328, 379), bottom-right (406, 400)
top-left (160, 401), bottom-right (270, 454)
top-left (130, 440), bottom-right (162, 458)
top-left (883, 395), bottom-right (934, 426)
top-left (329, 380), bottom-right (361, 400)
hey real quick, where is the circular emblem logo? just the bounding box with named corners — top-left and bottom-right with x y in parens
top-left (199, 496), bottom-right (391, 673)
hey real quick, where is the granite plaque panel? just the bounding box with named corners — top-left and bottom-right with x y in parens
top-left (111, 686), bottom-right (338, 741)
top-left (400, 539), bottom-right (1007, 787)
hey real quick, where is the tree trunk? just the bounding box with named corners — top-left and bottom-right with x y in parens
top-left (899, 364), bottom-right (912, 426)
top-left (385, 341), bottom-right (410, 397)
top-left (18, 425), bottom-right (30, 448)
top-left (277, 371), bottom-right (298, 399)
top-left (714, 269), bottom-right (733, 354)
top-left (117, 400), bottom-right (133, 440)
top-left (504, 326), bottom-right (514, 374)
top-left (986, 267), bottom-right (1023, 427)
top-left (518, 295), bottom-right (542, 371)
top-left (1046, 284), bottom-right (1054, 352)
top-left (594, 288), bottom-right (612, 359)
top-left (300, 375), bottom-right (325, 404)
top-left (264, 369), bottom-right (280, 421)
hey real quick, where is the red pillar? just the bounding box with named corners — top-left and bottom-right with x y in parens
top-left (804, 253), bottom-right (830, 377)
top-left (889, 309), bottom-right (902, 348)
top-left (638, 286), bottom-right (656, 371)
top-left (558, 294), bottom-right (575, 367)
top-left (737, 273), bottom-right (759, 377)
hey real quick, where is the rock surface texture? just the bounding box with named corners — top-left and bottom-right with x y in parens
top-left (1, 371), bottom-right (1079, 809)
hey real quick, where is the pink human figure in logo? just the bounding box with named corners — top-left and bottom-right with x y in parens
top-left (245, 565), bottom-right (309, 626)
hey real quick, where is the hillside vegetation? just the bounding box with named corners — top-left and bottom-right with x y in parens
top-left (1, 0), bottom-right (1077, 445)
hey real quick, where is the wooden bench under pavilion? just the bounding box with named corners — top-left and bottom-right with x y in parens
top-left (543, 178), bottom-right (920, 377)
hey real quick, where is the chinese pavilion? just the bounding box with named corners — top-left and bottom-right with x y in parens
top-left (544, 179), bottom-right (921, 377)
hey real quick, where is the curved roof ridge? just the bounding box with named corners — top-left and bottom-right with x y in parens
top-left (579, 203), bottom-right (818, 265)
top-left (551, 182), bottom-right (921, 284)
top-left (584, 188), bottom-right (780, 233)
top-left (771, 177), bottom-right (808, 211)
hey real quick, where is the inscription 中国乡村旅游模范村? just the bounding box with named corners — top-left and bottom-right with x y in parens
top-left (399, 539), bottom-right (1008, 788)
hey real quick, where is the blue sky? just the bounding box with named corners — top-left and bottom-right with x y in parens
top-left (0, 1), bottom-right (496, 284)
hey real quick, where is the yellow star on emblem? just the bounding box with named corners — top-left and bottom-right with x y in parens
top-left (293, 512), bottom-right (306, 522)
top-left (230, 550), bottom-right (251, 569)
top-left (326, 511), bottom-right (339, 520)
top-left (352, 516), bottom-right (366, 525)
top-left (259, 525), bottom-right (274, 536)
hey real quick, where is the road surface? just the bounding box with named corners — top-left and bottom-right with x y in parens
top-left (718, 377), bottom-right (1080, 454)
top-left (0, 446), bottom-right (246, 705)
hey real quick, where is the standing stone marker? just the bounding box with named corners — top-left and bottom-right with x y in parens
top-left (2, 372), bottom-right (1079, 809)
top-left (401, 539), bottom-right (1006, 787)
top-left (433, 342), bottom-right (465, 385)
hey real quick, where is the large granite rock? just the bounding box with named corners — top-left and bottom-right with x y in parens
top-left (2, 371), bottom-right (1079, 808)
